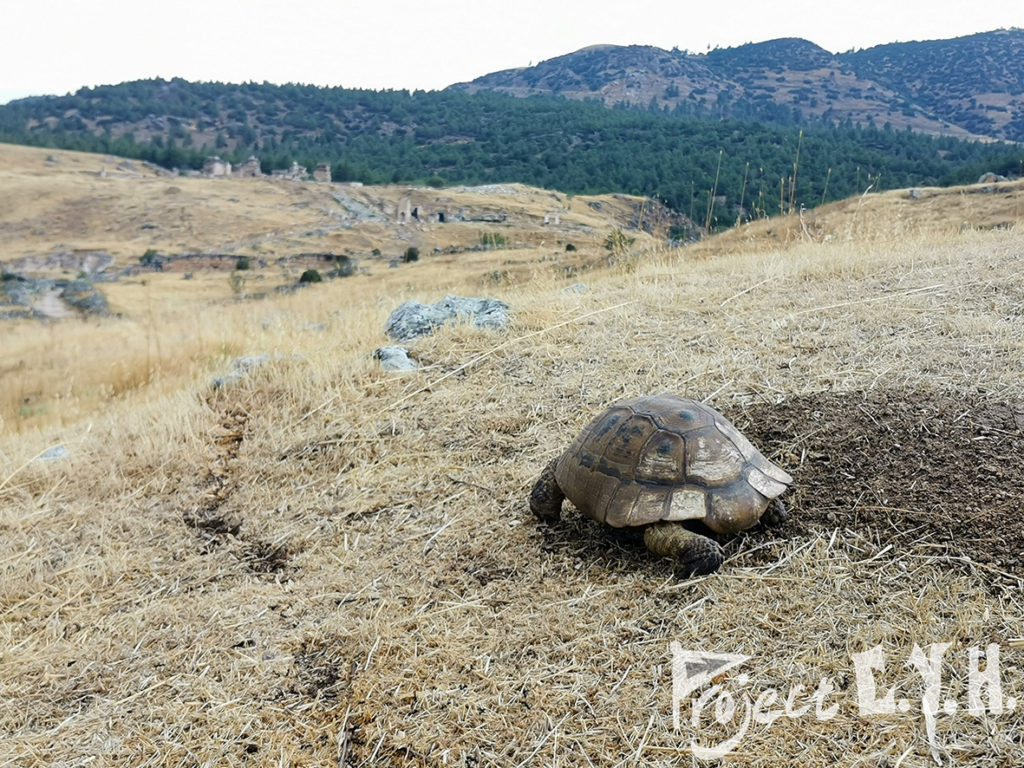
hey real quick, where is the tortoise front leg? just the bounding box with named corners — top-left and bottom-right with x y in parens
top-left (643, 522), bottom-right (724, 576)
top-left (529, 457), bottom-right (564, 521)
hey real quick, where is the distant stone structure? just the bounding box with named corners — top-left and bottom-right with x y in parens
top-left (203, 156), bottom-right (232, 177)
top-left (543, 211), bottom-right (561, 225)
top-left (398, 196), bottom-right (415, 223)
top-left (211, 155), bottom-right (334, 184)
top-left (272, 161), bottom-right (308, 180)
top-left (234, 156), bottom-right (262, 177)
top-left (313, 163), bottom-right (331, 183)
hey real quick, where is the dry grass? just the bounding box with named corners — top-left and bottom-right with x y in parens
top-left (1, 142), bottom-right (663, 431)
top-left (691, 178), bottom-right (1024, 256)
top-left (0, 142), bottom-right (656, 267)
top-left (2, 144), bottom-right (1024, 766)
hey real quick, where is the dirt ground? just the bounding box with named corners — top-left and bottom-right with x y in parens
top-left (738, 390), bottom-right (1024, 577)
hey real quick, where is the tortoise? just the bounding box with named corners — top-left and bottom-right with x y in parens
top-left (529, 393), bottom-right (793, 575)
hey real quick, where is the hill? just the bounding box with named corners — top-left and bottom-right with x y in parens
top-left (0, 79), bottom-right (1020, 229)
top-left (454, 28), bottom-right (1024, 142)
top-left (0, 142), bottom-right (682, 272)
top-left (2, 142), bottom-right (1024, 765)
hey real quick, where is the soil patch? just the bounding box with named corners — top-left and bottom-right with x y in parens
top-left (741, 389), bottom-right (1024, 575)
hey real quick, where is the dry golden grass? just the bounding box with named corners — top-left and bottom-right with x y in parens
top-left (691, 178), bottom-right (1024, 256)
top-left (2, 143), bottom-right (1024, 766)
top-left (0, 142), bottom-right (654, 267)
top-left (1, 142), bottom-right (666, 431)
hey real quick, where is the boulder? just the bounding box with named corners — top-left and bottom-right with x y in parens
top-left (373, 346), bottom-right (419, 371)
top-left (384, 294), bottom-right (510, 342)
top-left (59, 279), bottom-right (109, 315)
top-left (0, 273), bottom-right (109, 318)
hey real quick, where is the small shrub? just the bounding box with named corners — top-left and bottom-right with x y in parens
top-left (480, 232), bottom-right (507, 247)
top-left (236, 256), bottom-right (251, 271)
top-left (425, 175), bottom-right (445, 188)
top-left (403, 247), bottom-right (420, 263)
top-left (371, 248), bottom-right (381, 256)
top-left (299, 269), bottom-right (323, 283)
top-left (603, 229), bottom-right (636, 255)
top-left (565, 243), bottom-right (577, 252)
top-left (668, 223), bottom-right (697, 242)
top-left (139, 248), bottom-right (163, 268)
top-left (329, 255), bottom-right (355, 278)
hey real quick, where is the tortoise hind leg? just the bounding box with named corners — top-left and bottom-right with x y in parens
top-left (529, 458), bottom-right (564, 521)
top-left (761, 498), bottom-right (789, 527)
top-left (643, 522), bottom-right (724, 576)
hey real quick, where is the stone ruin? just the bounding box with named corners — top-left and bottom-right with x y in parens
top-left (313, 163), bottom-right (331, 183)
top-left (272, 161), bottom-right (308, 180)
top-left (203, 156), bottom-right (232, 177)
top-left (396, 195), bottom-right (450, 224)
top-left (234, 156), bottom-right (262, 177)
top-left (196, 154), bottom-right (336, 183)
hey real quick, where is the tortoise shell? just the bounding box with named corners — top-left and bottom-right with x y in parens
top-left (554, 394), bottom-right (792, 533)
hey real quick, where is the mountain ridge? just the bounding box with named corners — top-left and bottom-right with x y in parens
top-left (451, 28), bottom-right (1024, 141)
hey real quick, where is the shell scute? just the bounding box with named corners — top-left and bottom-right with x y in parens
top-left (634, 430), bottom-right (687, 484)
top-left (685, 426), bottom-right (745, 485)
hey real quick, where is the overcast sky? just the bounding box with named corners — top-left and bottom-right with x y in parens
top-left (2, 1), bottom-right (1021, 104)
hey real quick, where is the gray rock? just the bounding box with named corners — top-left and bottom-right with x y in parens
top-left (908, 188), bottom-right (921, 200)
top-left (384, 294), bottom-right (510, 341)
top-left (563, 282), bottom-right (588, 294)
top-left (385, 301), bottom-right (449, 341)
top-left (37, 445), bottom-right (70, 462)
top-left (212, 354), bottom-right (270, 388)
top-left (0, 273), bottom-right (109, 318)
top-left (60, 280), bottom-right (110, 315)
top-left (373, 346), bottom-right (419, 371)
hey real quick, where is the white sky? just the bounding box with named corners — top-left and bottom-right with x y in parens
top-left (1, 0), bottom-right (1022, 104)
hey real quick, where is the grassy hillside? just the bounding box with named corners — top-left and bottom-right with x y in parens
top-left (0, 142), bottom-right (675, 269)
top-left (2, 78), bottom-right (1019, 225)
top-left (2, 145), bottom-right (1024, 765)
top-left (0, 142), bottom-right (683, 432)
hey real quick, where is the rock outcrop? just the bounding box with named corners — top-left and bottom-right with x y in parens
top-left (384, 295), bottom-right (510, 342)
